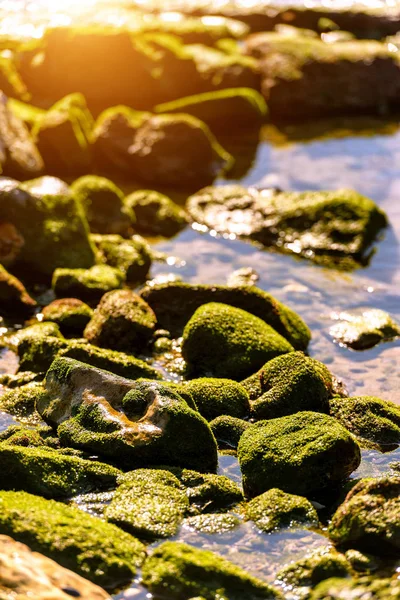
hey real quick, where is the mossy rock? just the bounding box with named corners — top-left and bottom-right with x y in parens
top-left (245, 488), bottom-right (319, 533)
top-left (182, 302), bottom-right (294, 380)
top-left (91, 233), bottom-right (152, 283)
top-left (141, 541), bottom-right (283, 599)
top-left (140, 281), bottom-right (311, 350)
top-left (0, 382), bottom-right (47, 422)
top-left (310, 576), bottom-right (400, 600)
top-left (155, 87), bottom-right (267, 130)
top-left (124, 190), bottom-right (188, 237)
top-left (0, 265), bottom-right (36, 317)
top-left (0, 491), bottom-right (145, 590)
top-left (52, 265), bottom-right (125, 304)
top-left (0, 425), bottom-right (49, 448)
top-left (209, 415), bottom-right (250, 449)
top-left (249, 352), bottom-right (333, 420)
top-left (0, 444), bottom-right (121, 498)
top-left (177, 469), bottom-right (243, 513)
top-left (183, 513), bottom-right (241, 534)
top-left (329, 308), bottom-right (400, 350)
top-left (238, 411), bottom-right (361, 498)
top-left (42, 298), bottom-right (93, 337)
top-left (185, 378), bottom-right (250, 420)
top-left (84, 289), bottom-right (156, 352)
top-left (105, 468), bottom-right (189, 540)
top-left (329, 476), bottom-right (400, 556)
top-left (71, 175), bottom-right (132, 235)
top-left (0, 371), bottom-right (43, 388)
top-left (329, 396), bottom-right (400, 446)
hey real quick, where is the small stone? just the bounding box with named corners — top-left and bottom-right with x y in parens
top-left (329, 308), bottom-right (400, 350)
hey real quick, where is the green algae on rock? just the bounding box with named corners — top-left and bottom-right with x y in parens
top-left (245, 488), bottom-right (319, 533)
top-left (310, 576), bottom-right (400, 600)
top-left (329, 396), bottom-right (400, 446)
top-left (52, 265), bottom-right (125, 304)
top-left (248, 352), bottom-right (333, 420)
top-left (0, 444), bottom-right (121, 498)
top-left (185, 378), bottom-right (250, 420)
top-left (105, 468), bottom-right (189, 540)
top-left (238, 411), bottom-right (361, 498)
top-left (91, 234), bottom-right (152, 283)
top-left (84, 289), bottom-right (156, 352)
top-left (72, 175), bottom-right (132, 235)
top-left (140, 281), bottom-right (311, 350)
top-left (4, 322), bottom-right (68, 373)
top-left (0, 491), bottom-right (145, 590)
top-left (0, 264), bottom-right (37, 317)
top-left (183, 513), bottom-right (241, 534)
top-left (329, 308), bottom-right (400, 350)
top-left (142, 541), bottom-right (283, 599)
top-left (0, 382), bottom-right (48, 422)
top-left (42, 298), bottom-right (93, 337)
top-left (187, 185), bottom-right (388, 270)
top-left (182, 302), bottom-right (294, 380)
top-left (177, 469), bottom-right (243, 513)
top-left (329, 476), bottom-right (400, 556)
top-left (124, 190), bottom-right (189, 237)
top-left (209, 415), bottom-right (250, 449)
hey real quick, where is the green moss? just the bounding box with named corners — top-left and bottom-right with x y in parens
top-left (329, 396), bottom-right (400, 446)
top-left (182, 302), bottom-right (294, 380)
top-left (4, 322), bottom-right (68, 373)
top-left (0, 490), bottom-right (145, 589)
top-left (184, 513), bottom-right (241, 534)
top-left (238, 411), bottom-right (361, 498)
top-left (310, 576), bottom-right (400, 600)
top-left (178, 469), bottom-right (243, 513)
top-left (42, 298), bottom-right (93, 336)
top-left (329, 476), bottom-right (400, 555)
top-left (0, 371), bottom-right (43, 388)
top-left (329, 308), bottom-right (400, 350)
top-left (185, 378), bottom-right (250, 420)
top-left (344, 549), bottom-right (380, 573)
top-left (52, 264), bottom-right (125, 304)
top-left (118, 467), bottom-right (182, 488)
top-left (124, 190), bottom-right (188, 236)
top-left (245, 488), bottom-right (319, 533)
top-left (141, 541), bottom-right (283, 599)
top-left (0, 264), bottom-right (36, 316)
top-left (91, 233), bottom-right (152, 283)
top-left (0, 425), bottom-right (46, 447)
top-left (140, 281), bottom-right (311, 349)
top-left (0, 382), bottom-right (48, 422)
top-left (209, 415), bottom-right (250, 449)
top-left (276, 548), bottom-right (352, 591)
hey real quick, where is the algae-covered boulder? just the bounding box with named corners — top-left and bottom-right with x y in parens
top-left (209, 415), bottom-right (250, 449)
top-left (71, 176), bottom-right (132, 235)
top-left (41, 358), bottom-right (218, 472)
top-left (187, 185), bottom-right (387, 269)
top-left (0, 264), bottom-right (36, 316)
top-left (84, 289), bottom-right (156, 352)
top-left (142, 541), bottom-right (283, 599)
top-left (249, 352), bottom-right (333, 420)
top-left (42, 298), bottom-right (93, 337)
top-left (140, 281), bottom-right (310, 349)
top-left (238, 412), bottom-right (361, 498)
top-left (105, 468), bottom-right (189, 539)
top-left (0, 176), bottom-right (95, 277)
top-left (155, 87), bottom-right (267, 130)
top-left (0, 444), bottom-right (121, 498)
top-left (185, 378), bottom-right (250, 420)
top-left (329, 308), bottom-right (400, 350)
top-left (245, 488), bottom-right (319, 533)
top-left (5, 322), bottom-right (68, 373)
top-left (329, 396), bottom-right (400, 446)
top-left (52, 265), bottom-right (125, 304)
top-left (177, 469), bottom-right (243, 513)
top-left (0, 382), bottom-right (47, 421)
top-left (32, 94), bottom-right (94, 175)
top-left (0, 491), bottom-right (145, 589)
top-left (329, 477), bottom-right (400, 555)
top-left (91, 234), bottom-right (152, 283)
top-left (93, 107), bottom-right (231, 188)
top-left (182, 302), bottom-right (294, 380)
top-left (310, 576), bottom-right (400, 600)
top-left (124, 190), bottom-right (188, 237)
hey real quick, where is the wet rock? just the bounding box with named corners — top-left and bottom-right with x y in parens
top-left (41, 358), bottom-right (218, 472)
top-left (185, 378), bottom-right (250, 420)
top-left (0, 176), bottom-right (95, 277)
top-left (329, 476), bottom-right (400, 556)
top-left (83, 289), bottom-right (156, 352)
top-left (310, 576), bottom-right (400, 600)
top-left (52, 265), bottom-right (125, 305)
top-left (42, 298), bottom-right (93, 337)
top-left (247, 352), bottom-right (332, 420)
top-left (209, 415), bottom-right (250, 449)
top-left (142, 541), bottom-right (283, 599)
top-left (94, 107), bottom-right (232, 189)
top-left (0, 264), bottom-right (36, 316)
top-left (245, 33), bottom-right (400, 118)
top-left (183, 513), bottom-right (241, 534)
top-left (0, 535), bottom-right (110, 600)
top-left (155, 87), bottom-right (267, 130)
top-left (0, 444), bottom-right (121, 498)
top-left (0, 91), bottom-right (43, 179)
top-left (0, 490), bottom-right (146, 589)
top-left (124, 190), bottom-right (189, 237)
top-left (182, 302), bottom-right (294, 380)
top-left (105, 468), bottom-right (189, 539)
top-left (245, 488), bottom-right (319, 533)
top-left (227, 266), bottom-right (259, 287)
top-left (91, 234), bottom-right (152, 283)
top-left (238, 411), bottom-right (361, 498)
top-left (140, 281), bottom-right (311, 349)
top-left (329, 396), bottom-right (400, 446)
top-left (177, 469), bottom-right (243, 513)
top-left (0, 381), bottom-right (47, 422)
top-left (344, 549), bottom-right (380, 573)
top-left (32, 94), bottom-right (94, 175)
top-left (187, 185), bottom-right (387, 270)
top-left (5, 322), bottom-right (68, 373)
top-left (329, 308), bottom-right (400, 350)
